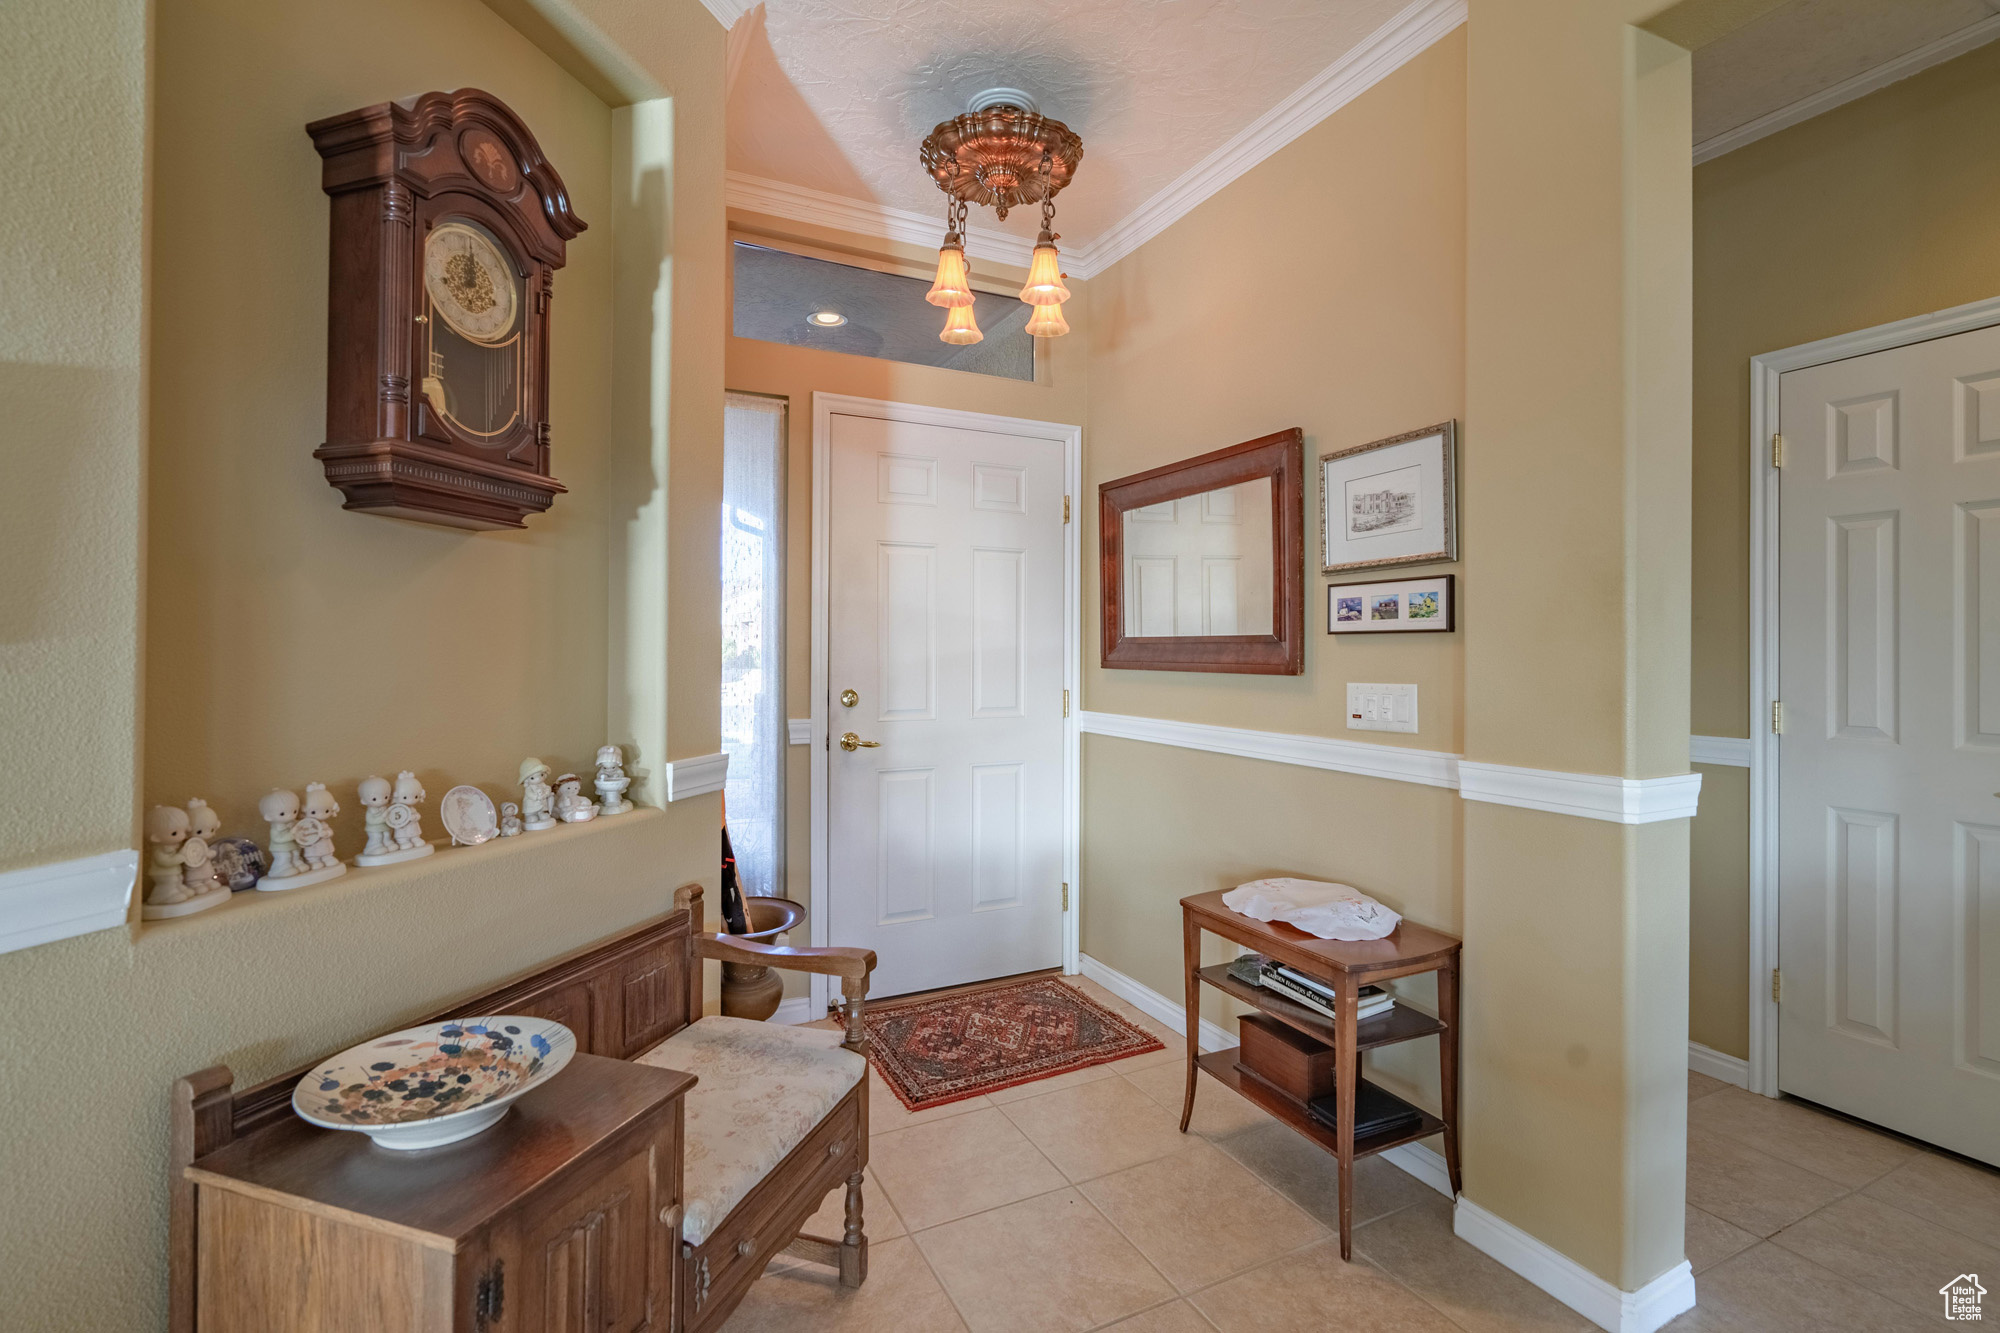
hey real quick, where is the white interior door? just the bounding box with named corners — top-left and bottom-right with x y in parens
top-left (824, 407), bottom-right (1069, 999)
top-left (1778, 321), bottom-right (2000, 1164)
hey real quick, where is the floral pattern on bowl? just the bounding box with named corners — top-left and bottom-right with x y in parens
top-left (293, 1015), bottom-right (575, 1150)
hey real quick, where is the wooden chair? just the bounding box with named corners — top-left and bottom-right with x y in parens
top-left (169, 883), bottom-right (876, 1332)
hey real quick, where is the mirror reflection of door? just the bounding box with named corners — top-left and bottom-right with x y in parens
top-left (1121, 478), bottom-right (1275, 637)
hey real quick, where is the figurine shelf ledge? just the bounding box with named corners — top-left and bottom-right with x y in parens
top-left (134, 806), bottom-right (667, 938)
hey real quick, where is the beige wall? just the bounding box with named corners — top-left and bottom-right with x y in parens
top-left (724, 213), bottom-right (1090, 991)
top-left (1683, 36), bottom-right (2000, 1059)
top-left (0, 0), bottom-right (149, 875)
top-left (0, 0), bottom-right (731, 1324)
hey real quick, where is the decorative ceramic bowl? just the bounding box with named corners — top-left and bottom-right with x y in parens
top-left (292, 1015), bottom-right (575, 1150)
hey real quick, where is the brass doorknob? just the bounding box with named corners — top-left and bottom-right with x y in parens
top-left (838, 732), bottom-right (881, 752)
top-left (839, 688), bottom-right (860, 708)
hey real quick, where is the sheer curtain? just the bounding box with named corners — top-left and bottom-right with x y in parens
top-left (721, 393), bottom-right (787, 899)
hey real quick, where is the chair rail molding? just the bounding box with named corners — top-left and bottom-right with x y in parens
top-left (1081, 711), bottom-right (1704, 823)
top-left (1689, 735), bottom-right (1750, 767)
top-left (663, 752), bottom-right (730, 802)
top-left (787, 717), bottom-right (811, 747)
top-left (0, 849), bottom-right (139, 956)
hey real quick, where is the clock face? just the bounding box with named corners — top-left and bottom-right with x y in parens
top-left (423, 221), bottom-right (518, 345)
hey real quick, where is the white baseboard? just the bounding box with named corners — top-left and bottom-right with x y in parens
top-left (1382, 1141), bottom-right (1455, 1198)
top-left (1077, 953), bottom-right (1235, 1053)
top-left (771, 996), bottom-right (815, 1025)
top-left (0, 849), bottom-right (138, 956)
top-left (1687, 1042), bottom-right (1750, 1089)
top-left (1455, 1198), bottom-right (1695, 1333)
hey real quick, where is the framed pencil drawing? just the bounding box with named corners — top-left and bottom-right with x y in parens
top-left (1320, 421), bottom-right (1457, 573)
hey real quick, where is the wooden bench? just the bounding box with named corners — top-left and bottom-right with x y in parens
top-left (169, 883), bottom-right (876, 1332)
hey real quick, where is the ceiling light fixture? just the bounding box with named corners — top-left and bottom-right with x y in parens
top-left (806, 310), bottom-right (847, 327)
top-left (920, 88), bottom-right (1082, 341)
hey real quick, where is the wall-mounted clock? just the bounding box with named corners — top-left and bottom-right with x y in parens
top-left (306, 89), bottom-right (585, 530)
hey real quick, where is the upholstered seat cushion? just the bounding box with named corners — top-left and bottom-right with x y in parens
top-left (635, 1016), bottom-right (865, 1247)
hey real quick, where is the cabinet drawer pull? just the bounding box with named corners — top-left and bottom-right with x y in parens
top-left (736, 1237), bottom-right (756, 1258)
top-left (660, 1204), bottom-right (681, 1229)
top-left (827, 1139), bottom-right (845, 1159)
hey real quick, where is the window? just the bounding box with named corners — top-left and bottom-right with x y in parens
top-left (721, 393), bottom-right (787, 898)
top-left (732, 241), bottom-right (1035, 382)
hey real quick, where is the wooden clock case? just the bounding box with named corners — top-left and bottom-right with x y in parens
top-left (307, 88), bottom-right (585, 530)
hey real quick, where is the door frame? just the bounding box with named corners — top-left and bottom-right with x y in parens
top-left (807, 392), bottom-right (1083, 1015)
top-left (1747, 291), bottom-right (2000, 1097)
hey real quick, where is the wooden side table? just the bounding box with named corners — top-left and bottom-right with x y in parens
top-left (1180, 890), bottom-right (1461, 1259)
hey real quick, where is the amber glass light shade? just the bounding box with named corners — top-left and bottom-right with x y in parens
top-left (1019, 244), bottom-right (1070, 306)
top-left (1025, 300), bottom-right (1069, 338)
top-left (939, 302), bottom-right (984, 344)
top-left (925, 243), bottom-right (975, 308)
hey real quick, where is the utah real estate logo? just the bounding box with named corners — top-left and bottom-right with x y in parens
top-left (1942, 1273), bottom-right (1986, 1321)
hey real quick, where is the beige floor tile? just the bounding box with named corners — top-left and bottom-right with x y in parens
top-left (1098, 1300), bottom-right (1217, 1332)
top-left (1191, 1239), bottom-right (1460, 1332)
top-left (868, 1106), bottom-right (1068, 1231)
top-left (1684, 1126), bottom-right (1849, 1237)
top-left (1689, 1088), bottom-right (1915, 1189)
top-left (867, 1067), bottom-right (993, 1134)
top-left (1774, 1190), bottom-right (2000, 1314)
top-left (1079, 1140), bottom-right (1328, 1292)
top-left (797, 1165), bottom-right (906, 1243)
top-left (1863, 1150), bottom-right (2000, 1248)
top-left (1687, 1071), bottom-right (1730, 1102)
top-left (1683, 1204), bottom-right (1758, 1274)
top-left (1119, 1061), bottom-right (1273, 1140)
top-left (718, 1234), bottom-right (967, 1333)
top-left (913, 1188), bottom-right (1177, 1333)
top-left (1678, 1240), bottom-right (1936, 1332)
top-left (1070, 977), bottom-right (1183, 1046)
top-left (1216, 1119), bottom-right (1439, 1227)
top-left (1353, 1195), bottom-right (1594, 1332)
top-left (997, 1073), bottom-right (1197, 1182)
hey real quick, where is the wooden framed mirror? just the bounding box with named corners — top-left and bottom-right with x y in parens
top-left (1099, 427), bottom-right (1305, 674)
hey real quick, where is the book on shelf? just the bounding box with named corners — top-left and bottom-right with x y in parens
top-left (1258, 969), bottom-right (1397, 1025)
top-left (1305, 1081), bottom-right (1424, 1140)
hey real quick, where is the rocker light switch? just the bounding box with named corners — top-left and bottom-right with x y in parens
top-left (1348, 683), bottom-right (1418, 734)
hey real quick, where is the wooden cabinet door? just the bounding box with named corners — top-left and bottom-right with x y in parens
top-left (494, 1123), bottom-right (676, 1333)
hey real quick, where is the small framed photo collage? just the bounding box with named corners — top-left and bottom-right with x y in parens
top-left (1320, 421), bottom-right (1458, 635)
top-left (1327, 574), bottom-right (1454, 634)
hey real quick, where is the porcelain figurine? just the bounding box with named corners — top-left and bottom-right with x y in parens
top-left (211, 836), bottom-right (266, 891)
top-left (256, 787), bottom-right (348, 891)
top-left (357, 770), bottom-right (436, 865)
top-left (594, 744), bottom-right (633, 815)
top-left (144, 805), bottom-right (193, 908)
top-left (554, 773), bottom-right (596, 823)
top-left (298, 782), bottom-right (343, 869)
top-left (357, 774), bottom-right (393, 857)
top-left (499, 802), bottom-right (523, 837)
top-left (177, 798), bottom-right (226, 901)
top-left (519, 757), bottom-right (555, 831)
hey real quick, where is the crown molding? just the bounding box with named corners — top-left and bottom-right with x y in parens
top-left (694, 0), bottom-right (752, 29)
top-left (1693, 12), bottom-right (2000, 165)
top-left (725, 172), bottom-right (1038, 270)
top-left (1067, 0), bottom-right (1466, 276)
top-left (0, 849), bottom-right (138, 956)
top-left (723, 0), bottom-right (1463, 280)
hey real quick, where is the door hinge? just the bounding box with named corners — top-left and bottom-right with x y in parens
top-left (1063, 495), bottom-right (1071, 524)
top-left (1771, 700), bottom-right (1783, 734)
top-left (1062, 688), bottom-right (1070, 718)
top-left (1771, 432), bottom-right (1784, 468)
top-left (474, 1259), bottom-right (505, 1331)
top-left (1771, 968), bottom-right (1782, 1003)
top-left (1061, 882), bottom-right (1069, 911)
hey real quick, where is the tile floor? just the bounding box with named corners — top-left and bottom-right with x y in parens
top-left (719, 980), bottom-right (2000, 1333)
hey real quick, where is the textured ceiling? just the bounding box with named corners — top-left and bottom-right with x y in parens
top-left (726, 0), bottom-right (1411, 243)
top-left (1691, 0), bottom-right (2000, 142)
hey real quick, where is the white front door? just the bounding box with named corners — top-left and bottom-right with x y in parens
top-left (824, 405), bottom-right (1069, 999)
top-left (1778, 321), bottom-right (2000, 1164)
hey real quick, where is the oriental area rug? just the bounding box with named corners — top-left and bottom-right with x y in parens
top-left (865, 978), bottom-right (1166, 1111)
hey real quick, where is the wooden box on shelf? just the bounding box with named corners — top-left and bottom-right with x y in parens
top-left (1236, 1011), bottom-right (1338, 1104)
top-left (183, 1054), bottom-right (692, 1332)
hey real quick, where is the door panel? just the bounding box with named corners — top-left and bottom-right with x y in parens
top-left (1778, 322), bottom-right (2000, 1164)
top-left (827, 410), bottom-right (1067, 998)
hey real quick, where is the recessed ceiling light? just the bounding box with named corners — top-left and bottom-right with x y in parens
top-left (807, 310), bottom-right (847, 327)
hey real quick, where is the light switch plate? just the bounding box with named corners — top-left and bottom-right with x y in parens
top-left (1347, 682), bottom-right (1418, 734)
